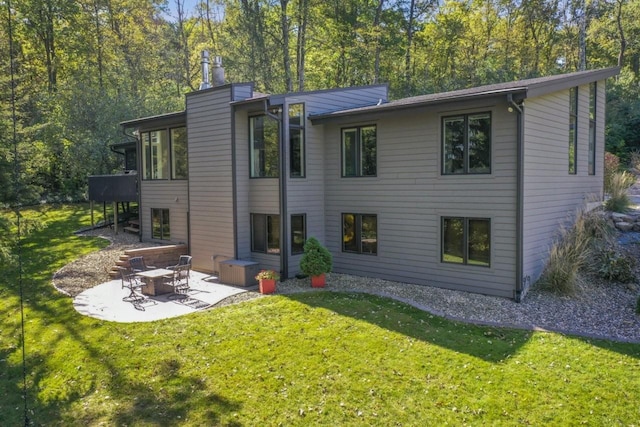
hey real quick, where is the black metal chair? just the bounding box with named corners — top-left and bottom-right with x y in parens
top-left (119, 267), bottom-right (145, 304)
top-left (168, 255), bottom-right (192, 273)
top-left (164, 264), bottom-right (191, 298)
top-left (128, 256), bottom-right (155, 274)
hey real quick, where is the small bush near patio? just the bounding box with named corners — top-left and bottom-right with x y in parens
top-left (605, 171), bottom-right (635, 213)
top-left (537, 211), bottom-right (608, 294)
top-left (2, 204), bottom-right (640, 426)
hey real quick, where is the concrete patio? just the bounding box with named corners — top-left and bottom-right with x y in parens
top-left (73, 271), bottom-right (255, 323)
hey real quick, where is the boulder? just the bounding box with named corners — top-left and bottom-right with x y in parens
top-left (616, 221), bottom-right (634, 232)
top-left (611, 212), bottom-right (633, 223)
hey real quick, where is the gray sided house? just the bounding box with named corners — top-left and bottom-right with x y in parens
top-left (120, 66), bottom-right (619, 300)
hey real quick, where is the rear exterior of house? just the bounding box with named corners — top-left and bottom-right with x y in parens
top-left (120, 66), bottom-right (618, 300)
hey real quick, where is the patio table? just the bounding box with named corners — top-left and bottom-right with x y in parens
top-left (135, 268), bottom-right (174, 296)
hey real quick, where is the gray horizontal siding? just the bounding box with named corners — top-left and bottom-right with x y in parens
top-left (522, 81), bottom-right (606, 285)
top-left (322, 98), bottom-right (518, 298)
top-left (140, 180), bottom-right (189, 244)
top-left (186, 86), bottom-right (236, 273)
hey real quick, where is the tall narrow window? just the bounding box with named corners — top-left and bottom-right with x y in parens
top-left (289, 104), bottom-right (305, 178)
top-left (151, 208), bottom-right (170, 240)
top-left (342, 213), bottom-right (377, 254)
top-left (588, 82), bottom-right (596, 176)
top-left (569, 87), bottom-right (578, 174)
top-left (443, 113), bottom-right (491, 175)
top-left (442, 217), bottom-right (490, 267)
top-left (291, 214), bottom-right (306, 254)
top-left (171, 127), bottom-right (188, 179)
top-left (251, 214), bottom-right (280, 254)
top-left (342, 125), bottom-right (377, 177)
top-left (142, 130), bottom-right (169, 180)
top-left (250, 115), bottom-right (279, 178)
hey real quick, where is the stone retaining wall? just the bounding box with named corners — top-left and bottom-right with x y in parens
top-left (609, 212), bottom-right (640, 232)
top-left (125, 244), bottom-right (188, 268)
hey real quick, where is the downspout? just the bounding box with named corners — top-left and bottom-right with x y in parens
top-left (231, 105), bottom-right (238, 260)
top-left (508, 93), bottom-right (525, 302)
top-left (263, 99), bottom-right (288, 278)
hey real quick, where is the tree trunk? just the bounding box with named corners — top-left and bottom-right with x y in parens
top-left (616, 0), bottom-right (626, 69)
top-left (373, 0), bottom-right (385, 84)
top-left (280, 0), bottom-right (292, 92)
top-left (296, 0), bottom-right (308, 91)
top-left (404, 0), bottom-right (416, 95)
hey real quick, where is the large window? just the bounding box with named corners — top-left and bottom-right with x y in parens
top-left (141, 127), bottom-right (187, 180)
top-left (442, 217), bottom-right (490, 267)
top-left (569, 87), bottom-right (578, 174)
top-left (142, 130), bottom-right (169, 179)
top-left (250, 115), bottom-right (279, 178)
top-left (171, 127), bottom-right (188, 179)
top-left (342, 213), bottom-right (377, 255)
top-left (151, 208), bottom-right (170, 240)
top-left (588, 82), bottom-right (596, 176)
top-left (251, 214), bottom-right (280, 254)
top-left (342, 125), bottom-right (377, 177)
top-left (289, 104), bottom-right (305, 178)
top-left (291, 214), bottom-right (306, 254)
top-left (443, 113), bottom-right (491, 174)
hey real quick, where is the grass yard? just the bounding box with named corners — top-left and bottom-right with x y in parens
top-left (1, 205), bottom-right (639, 425)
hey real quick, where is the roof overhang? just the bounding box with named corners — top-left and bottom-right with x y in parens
top-left (120, 111), bottom-right (186, 129)
top-left (309, 67), bottom-right (619, 124)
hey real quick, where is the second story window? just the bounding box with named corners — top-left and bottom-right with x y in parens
top-left (171, 127), bottom-right (188, 179)
top-left (442, 113), bottom-right (491, 175)
top-left (569, 87), bottom-right (578, 174)
top-left (342, 125), bottom-right (377, 177)
top-left (250, 115), bottom-right (279, 178)
top-left (289, 104), bottom-right (305, 178)
top-left (142, 130), bottom-right (169, 180)
top-left (141, 127), bottom-right (187, 180)
top-left (588, 83), bottom-right (596, 176)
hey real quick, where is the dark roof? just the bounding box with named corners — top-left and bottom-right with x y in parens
top-left (110, 140), bottom-right (136, 149)
top-left (309, 67), bottom-right (619, 123)
top-left (120, 111), bottom-right (185, 128)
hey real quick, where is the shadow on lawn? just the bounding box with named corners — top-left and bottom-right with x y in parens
top-left (1, 206), bottom-right (242, 425)
top-left (2, 289), bottom-right (243, 426)
top-left (283, 291), bottom-right (534, 363)
top-left (284, 291), bottom-right (640, 361)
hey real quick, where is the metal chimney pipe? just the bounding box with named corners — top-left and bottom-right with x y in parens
top-left (199, 51), bottom-right (211, 90)
top-left (212, 56), bottom-right (225, 87)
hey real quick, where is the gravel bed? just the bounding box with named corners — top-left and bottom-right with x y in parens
top-left (55, 227), bottom-right (640, 344)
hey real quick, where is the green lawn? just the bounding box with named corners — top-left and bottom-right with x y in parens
top-left (1, 205), bottom-right (639, 425)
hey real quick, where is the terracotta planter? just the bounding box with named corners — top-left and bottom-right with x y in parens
top-left (259, 279), bottom-right (276, 294)
top-left (311, 273), bottom-right (326, 288)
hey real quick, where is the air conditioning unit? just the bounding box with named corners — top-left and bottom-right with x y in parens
top-left (218, 259), bottom-right (260, 287)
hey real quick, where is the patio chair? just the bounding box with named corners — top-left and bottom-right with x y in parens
top-left (168, 255), bottom-right (192, 273)
top-left (128, 256), bottom-right (155, 273)
top-left (164, 264), bottom-right (190, 298)
top-left (119, 267), bottom-right (145, 304)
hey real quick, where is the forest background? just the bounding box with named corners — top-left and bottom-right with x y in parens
top-left (1, 0), bottom-right (639, 206)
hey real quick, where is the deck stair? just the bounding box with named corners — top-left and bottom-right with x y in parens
top-left (107, 244), bottom-right (189, 280)
top-left (123, 218), bottom-right (140, 234)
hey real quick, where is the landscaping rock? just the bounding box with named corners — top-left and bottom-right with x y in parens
top-left (616, 222), bottom-right (634, 232)
top-left (611, 212), bottom-right (632, 222)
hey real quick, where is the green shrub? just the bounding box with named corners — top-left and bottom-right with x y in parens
top-left (604, 171), bottom-right (635, 212)
top-left (299, 237), bottom-right (333, 277)
top-left (597, 248), bottom-right (636, 283)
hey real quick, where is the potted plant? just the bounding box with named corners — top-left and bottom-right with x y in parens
top-left (299, 237), bottom-right (333, 288)
top-left (255, 270), bottom-right (279, 294)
